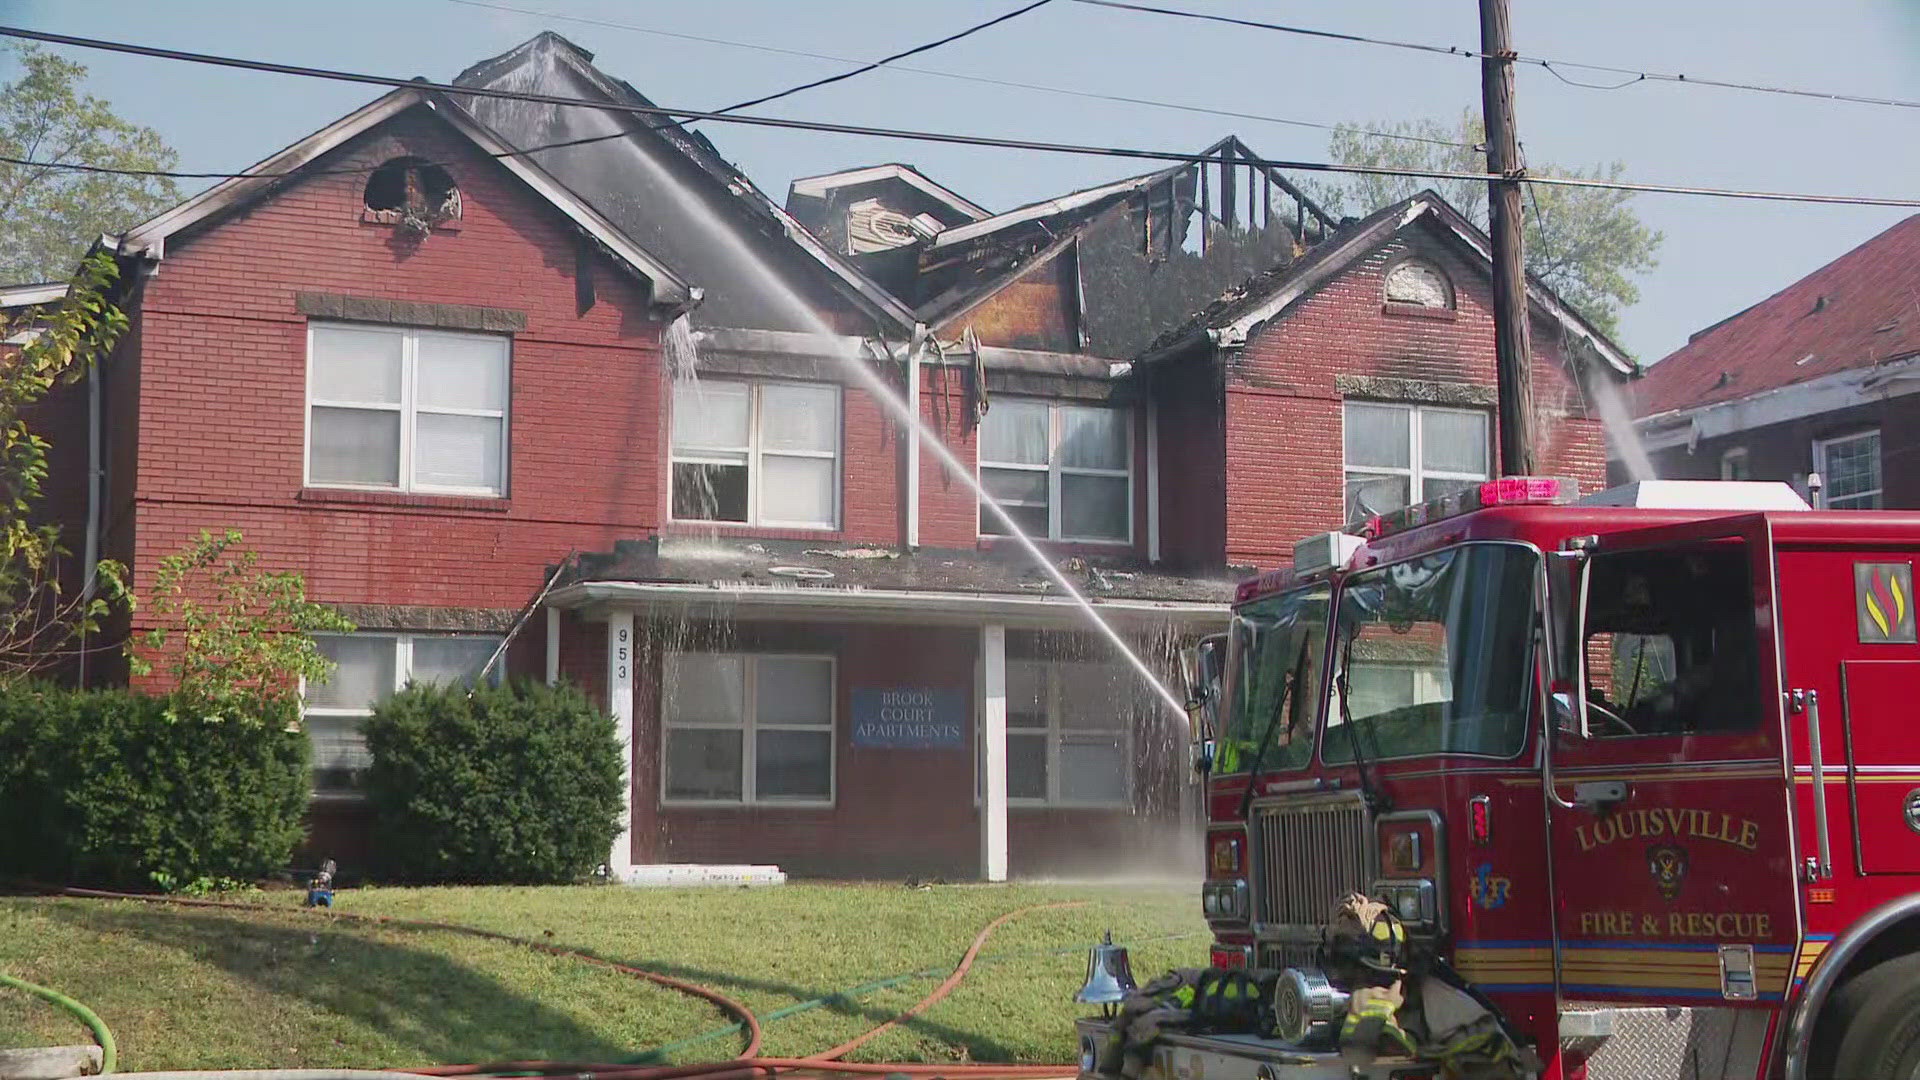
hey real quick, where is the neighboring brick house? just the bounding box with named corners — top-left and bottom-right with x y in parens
top-left (1625, 215), bottom-right (1920, 508)
top-left (11, 32), bottom-right (1626, 882)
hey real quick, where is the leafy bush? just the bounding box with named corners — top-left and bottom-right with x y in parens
top-left (362, 680), bottom-right (623, 885)
top-left (0, 685), bottom-right (309, 887)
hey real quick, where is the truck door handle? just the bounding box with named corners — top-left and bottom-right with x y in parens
top-left (1572, 780), bottom-right (1629, 810)
top-left (1789, 688), bottom-right (1833, 881)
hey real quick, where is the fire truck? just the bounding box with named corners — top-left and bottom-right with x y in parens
top-left (1074, 477), bottom-right (1920, 1080)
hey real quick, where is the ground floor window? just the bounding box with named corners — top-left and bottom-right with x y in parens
top-left (979, 660), bottom-right (1131, 807)
top-left (303, 632), bottom-right (503, 792)
top-left (1815, 429), bottom-right (1881, 509)
top-left (663, 652), bottom-right (835, 805)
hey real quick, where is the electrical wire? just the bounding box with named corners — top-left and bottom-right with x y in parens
top-left (706, 0), bottom-right (1053, 116)
top-left (4, 25), bottom-right (1920, 208)
top-left (1073, 0), bottom-right (1920, 111)
top-left (437, 0), bottom-right (1471, 149)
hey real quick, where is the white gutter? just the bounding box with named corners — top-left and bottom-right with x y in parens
top-left (545, 580), bottom-right (1227, 628)
top-left (0, 283), bottom-right (68, 309)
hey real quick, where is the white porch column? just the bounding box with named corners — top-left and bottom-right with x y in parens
top-left (1146, 398), bottom-right (1162, 564)
top-left (980, 623), bottom-right (1009, 882)
top-left (606, 610), bottom-right (635, 879)
top-left (545, 607), bottom-right (561, 687)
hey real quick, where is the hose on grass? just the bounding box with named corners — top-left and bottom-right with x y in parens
top-left (0, 970), bottom-right (118, 1073)
top-left (48, 888), bottom-right (1094, 1079)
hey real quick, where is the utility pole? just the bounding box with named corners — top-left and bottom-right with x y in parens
top-left (1480, 0), bottom-right (1535, 476)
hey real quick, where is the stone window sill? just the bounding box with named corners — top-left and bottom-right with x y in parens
top-left (297, 488), bottom-right (512, 514)
top-left (1382, 302), bottom-right (1459, 321)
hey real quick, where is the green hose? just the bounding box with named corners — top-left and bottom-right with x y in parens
top-left (0, 971), bottom-right (117, 1073)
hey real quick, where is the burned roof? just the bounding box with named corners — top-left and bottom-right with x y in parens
top-left (563, 535), bottom-right (1238, 606)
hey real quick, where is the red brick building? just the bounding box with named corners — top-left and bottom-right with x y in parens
top-left (9, 33), bottom-right (1625, 881)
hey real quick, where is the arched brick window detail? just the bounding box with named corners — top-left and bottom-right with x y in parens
top-left (1383, 259), bottom-right (1453, 310)
top-left (362, 157), bottom-right (461, 233)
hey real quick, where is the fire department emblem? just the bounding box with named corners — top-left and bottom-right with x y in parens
top-left (1856, 563), bottom-right (1917, 644)
top-left (1647, 843), bottom-right (1689, 901)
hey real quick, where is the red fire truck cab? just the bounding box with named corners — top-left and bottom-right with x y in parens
top-left (1094, 478), bottom-right (1920, 1080)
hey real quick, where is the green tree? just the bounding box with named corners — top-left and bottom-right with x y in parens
top-left (1311, 109), bottom-right (1662, 341)
top-left (0, 44), bottom-right (180, 283)
top-left (133, 528), bottom-right (354, 724)
top-left (0, 252), bottom-right (131, 683)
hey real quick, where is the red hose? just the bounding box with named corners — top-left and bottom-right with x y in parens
top-left (48, 888), bottom-right (1088, 1078)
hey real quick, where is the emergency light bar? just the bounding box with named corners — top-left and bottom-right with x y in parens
top-left (1358, 476), bottom-right (1580, 539)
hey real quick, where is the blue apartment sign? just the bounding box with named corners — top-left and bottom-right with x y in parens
top-left (851, 688), bottom-right (966, 749)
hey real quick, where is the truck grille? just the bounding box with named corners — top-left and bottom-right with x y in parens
top-left (1252, 797), bottom-right (1372, 929)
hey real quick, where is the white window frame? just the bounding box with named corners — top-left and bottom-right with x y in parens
top-left (976, 399), bottom-right (1134, 544)
top-left (975, 659), bottom-right (1132, 809)
top-left (1720, 447), bottom-right (1751, 481)
top-left (660, 652), bottom-right (837, 808)
top-left (1342, 401), bottom-right (1491, 518)
top-left (301, 631), bottom-right (505, 796)
top-left (668, 379), bottom-right (842, 530)
top-left (303, 322), bottom-right (511, 497)
top-left (1814, 429), bottom-right (1883, 509)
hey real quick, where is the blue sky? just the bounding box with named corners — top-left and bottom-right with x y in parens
top-left (5, 0), bottom-right (1918, 363)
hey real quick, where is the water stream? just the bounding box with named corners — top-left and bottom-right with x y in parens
top-left (1587, 371), bottom-right (1655, 482)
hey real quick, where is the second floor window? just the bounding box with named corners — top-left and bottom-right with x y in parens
top-left (307, 323), bottom-right (510, 496)
top-left (979, 400), bottom-right (1131, 542)
top-left (1343, 401), bottom-right (1490, 520)
top-left (672, 380), bottom-right (840, 528)
top-left (1815, 429), bottom-right (1881, 509)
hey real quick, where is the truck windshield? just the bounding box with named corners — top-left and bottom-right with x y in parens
top-left (1326, 544), bottom-right (1538, 762)
top-left (1219, 583), bottom-right (1331, 775)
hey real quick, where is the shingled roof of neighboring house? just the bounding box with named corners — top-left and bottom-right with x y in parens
top-left (1633, 213), bottom-right (1920, 421)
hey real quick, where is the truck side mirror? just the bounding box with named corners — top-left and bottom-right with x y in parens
top-left (1181, 635), bottom-right (1227, 776)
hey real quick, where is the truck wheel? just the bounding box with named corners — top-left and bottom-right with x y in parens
top-left (1828, 954), bottom-right (1920, 1078)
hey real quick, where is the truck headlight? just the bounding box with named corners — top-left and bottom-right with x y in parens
top-left (1371, 879), bottom-right (1436, 925)
top-left (1202, 879), bottom-right (1248, 921)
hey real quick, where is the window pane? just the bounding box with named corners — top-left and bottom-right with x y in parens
top-left (417, 333), bottom-right (508, 412)
top-left (409, 636), bottom-right (500, 689)
top-left (1059, 407), bottom-right (1127, 470)
top-left (665, 654), bottom-right (746, 726)
top-left (1344, 403), bottom-right (1410, 469)
top-left (307, 713), bottom-right (371, 785)
top-left (757, 657), bottom-right (833, 727)
top-left (1822, 433), bottom-right (1880, 505)
top-left (1421, 410), bottom-right (1490, 476)
top-left (309, 636), bottom-right (396, 710)
top-left (756, 729), bottom-right (831, 799)
top-left (1059, 739), bottom-right (1127, 803)
top-left (311, 326), bottom-right (402, 404)
top-left (980, 400), bottom-right (1050, 465)
top-left (666, 729), bottom-right (743, 800)
top-left (311, 407), bottom-right (400, 486)
top-left (414, 413), bottom-right (503, 491)
top-left (1007, 660), bottom-right (1048, 728)
top-left (1058, 663), bottom-right (1126, 730)
top-left (673, 382), bottom-right (750, 452)
top-left (1345, 473), bottom-right (1410, 520)
top-left (673, 462), bottom-right (748, 521)
top-left (982, 469), bottom-right (1048, 537)
top-left (760, 455), bottom-right (835, 526)
top-left (1423, 476), bottom-right (1481, 502)
top-left (1062, 474), bottom-right (1129, 540)
top-left (1009, 732), bottom-right (1047, 799)
top-left (759, 384), bottom-right (838, 453)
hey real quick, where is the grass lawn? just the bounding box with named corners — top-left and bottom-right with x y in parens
top-left (0, 882), bottom-right (1203, 1072)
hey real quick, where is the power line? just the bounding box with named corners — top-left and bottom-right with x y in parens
top-left (1074, 0), bottom-right (1920, 112)
top-left (437, 0), bottom-right (1470, 149)
top-left (708, 0), bottom-right (1053, 116)
top-left (3, 25), bottom-right (1919, 209)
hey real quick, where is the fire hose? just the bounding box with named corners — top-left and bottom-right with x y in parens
top-left (0, 970), bottom-right (119, 1073)
top-left (52, 888), bottom-right (1086, 1079)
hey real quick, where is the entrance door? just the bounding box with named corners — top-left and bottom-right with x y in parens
top-left (1773, 547), bottom-right (1920, 875)
top-left (1545, 516), bottom-right (1800, 1005)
